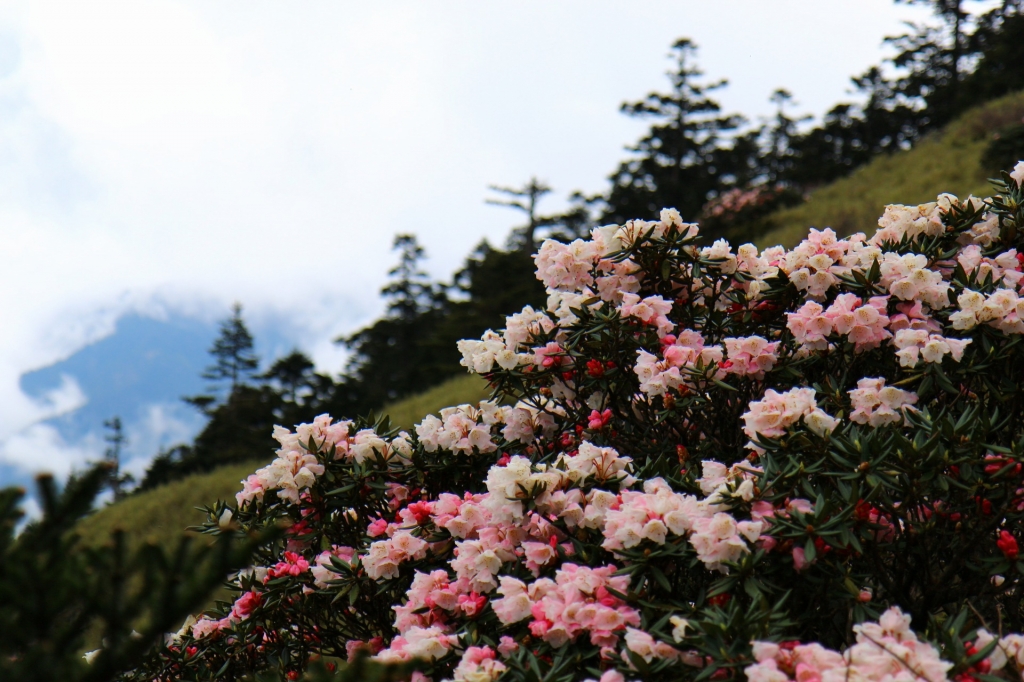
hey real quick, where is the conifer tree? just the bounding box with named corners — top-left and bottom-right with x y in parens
top-left (184, 303), bottom-right (259, 415)
top-left (889, 1), bottom-right (980, 122)
top-left (260, 351), bottom-right (317, 406)
top-left (339, 235), bottom-right (450, 407)
top-left (485, 177), bottom-right (553, 252)
top-left (203, 303), bottom-right (259, 391)
top-left (761, 89), bottom-right (811, 186)
top-left (102, 416), bottom-right (134, 502)
top-left (0, 467), bottom-right (272, 681)
top-left (601, 38), bottom-right (742, 226)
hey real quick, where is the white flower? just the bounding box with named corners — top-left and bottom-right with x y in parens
top-left (1011, 160), bottom-right (1024, 187)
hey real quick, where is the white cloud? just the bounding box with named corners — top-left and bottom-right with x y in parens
top-left (0, 422), bottom-right (101, 479)
top-left (32, 373), bottom-right (87, 418)
top-left (19, 495), bottom-right (41, 523)
top-left (121, 402), bottom-right (204, 479)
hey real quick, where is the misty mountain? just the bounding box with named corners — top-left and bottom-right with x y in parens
top-left (4, 311), bottom-right (297, 490)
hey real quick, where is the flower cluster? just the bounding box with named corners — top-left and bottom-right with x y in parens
top-left (123, 165), bottom-right (1024, 682)
top-left (745, 607), bottom-right (953, 681)
top-left (848, 378), bottom-right (918, 427)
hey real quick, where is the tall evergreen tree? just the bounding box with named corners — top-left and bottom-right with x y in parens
top-left (203, 302), bottom-right (259, 391)
top-left (962, 1), bottom-right (1024, 101)
top-left (102, 416), bottom-right (134, 502)
top-left (184, 303), bottom-right (259, 415)
top-left (761, 89), bottom-right (812, 186)
top-left (601, 38), bottom-right (743, 225)
top-left (381, 235), bottom-right (444, 322)
top-left (884, 0), bottom-right (988, 130)
top-left (339, 235), bottom-right (451, 407)
top-left (485, 177), bottom-right (553, 252)
top-left (261, 350), bottom-right (336, 425)
top-left (260, 351), bottom-right (317, 406)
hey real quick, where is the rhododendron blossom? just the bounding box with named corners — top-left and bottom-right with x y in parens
top-left (848, 378), bottom-right (918, 427)
top-left (128, 168), bottom-right (1024, 682)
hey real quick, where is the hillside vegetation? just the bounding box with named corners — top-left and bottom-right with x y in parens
top-left (756, 91), bottom-right (1024, 248)
top-left (74, 93), bottom-right (1024, 556)
top-left (77, 372), bottom-right (488, 549)
top-left (76, 85), bottom-right (1024, 552)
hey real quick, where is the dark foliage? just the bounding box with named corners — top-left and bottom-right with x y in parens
top-left (0, 466), bottom-right (271, 682)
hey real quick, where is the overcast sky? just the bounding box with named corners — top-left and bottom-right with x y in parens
top-left (1, 0), bottom-right (943, 474)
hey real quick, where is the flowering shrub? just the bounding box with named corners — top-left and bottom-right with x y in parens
top-left (121, 163), bottom-right (1024, 682)
top-left (699, 184), bottom-right (803, 237)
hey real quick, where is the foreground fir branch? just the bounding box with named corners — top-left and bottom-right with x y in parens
top-left (119, 164), bottom-right (1024, 682)
top-left (0, 465), bottom-right (275, 682)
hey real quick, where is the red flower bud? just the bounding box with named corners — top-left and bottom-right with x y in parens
top-left (707, 593), bottom-right (731, 607)
top-left (998, 530), bottom-right (1019, 560)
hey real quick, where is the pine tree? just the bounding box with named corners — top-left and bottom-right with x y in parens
top-left (203, 303), bottom-right (259, 391)
top-left (962, 1), bottom-right (1024, 101)
top-left (884, 0), bottom-right (988, 130)
top-left (185, 303), bottom-right (259, 415)
top-left (340, 235), bottom-right (451, 407)
top-left (761, 89), bottom-right (811, 186)
top-left (102, 416), bottom-right (134, 502)
top-left (0, 467), bottom-right (272, 681)
top-left (601, 38), bottom-right (743, 226)
top-left (381, 235), bottom-right (445, 322)
top-left (260, 350), bottom-right (335, 425)
top-left (485, 177), bottom-right (553, 252)
top-left (260, 351), bottom-right (317, 406)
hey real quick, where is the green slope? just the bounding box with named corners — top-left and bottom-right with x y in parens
top-left (381, 373), bottom-right (489, 430)
top-left (77, 372), bottom-right (489, 549)
top-left (756, 91), bottom-right (1024, 249)
top-left (76, 459), bottom-right (266, 549)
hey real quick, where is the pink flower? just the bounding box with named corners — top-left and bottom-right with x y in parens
top-left (1011, 160), bottom-right (1024, 187)
top-left (492, 576), bottom-right (532, 624)
top-left (497, 635), bottom-right (519, 657)
top-left (848, 378), bottom-right (917, 427)
top-left (534, 239), bottom-right (599, 291)
top-left (457, 592), bottom-right (488, 617)
top-left (363, 531), bottom-right (428, 581)
top-left (783, 228), bottom-right (850, 296)
top-left (268, 552), bottom-right (310, 579)
top-left (825, 294), bottom-right (891, 351)
top-left (722, 336), bottom-right (779, 378)
top-left (230, 590), bottom-right (263, 620)
top-left (893, 330), bottom-right (971, 367)
top-left (588, 409), bottom-right (613, 430)
top-left (742, 387), bottom-right (837, 451)
top-left (787, 300), bottom-right (832, 350)
top-left (792, 546), bottom-right (810, 572)
top-left (534, 341), bottom-right (566, 368)
top-left (522, 541), bottom-right (558, 575)
top-left (311, 546), bottom-right (356, 589)
top-left (618, 293), bottom-right (675, 337)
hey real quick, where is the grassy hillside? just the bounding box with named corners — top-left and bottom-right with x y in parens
top-left (76, 459), bottom-right (266, 548)
top-left (756, 91), bottom-right (1024, 249)
top-left (77, 372), bottom-right (489, 549)
top-left (381, 373), bottom-right (490, 430)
